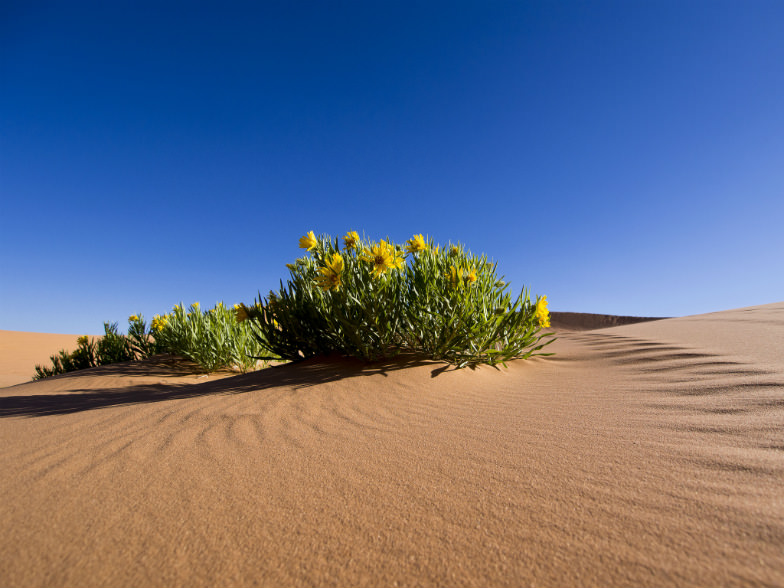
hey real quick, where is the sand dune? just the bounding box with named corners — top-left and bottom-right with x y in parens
top-left (549, 310), bottom-right (666, 331)
top-left (0, 312), bottom-right (660, 388)
top-left (0, 330), bottom-right (98, 388)
top-left (1, 303), bottom-right (782, 587)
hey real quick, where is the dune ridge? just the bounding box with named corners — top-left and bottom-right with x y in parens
top-left (549, 311), bottom-right (665, 331)
top-left (1, 303), bottom-right (782, 587)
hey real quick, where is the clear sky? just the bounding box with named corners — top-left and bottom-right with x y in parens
top-left (2, 1), bottom-right (782, 334)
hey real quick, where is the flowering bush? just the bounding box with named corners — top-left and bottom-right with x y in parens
top-left (33, 307), bottom-right (270, 380)
top-left (241, 232), bottom-right (554, 368)
top-left (152, 302), bottom-right (269, 373)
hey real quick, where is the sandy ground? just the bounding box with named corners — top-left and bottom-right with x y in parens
top-left (0, 303), bottom-right (782, 587)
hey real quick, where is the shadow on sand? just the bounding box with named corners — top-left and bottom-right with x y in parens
top-left (0, 354), bottom-right (452, 418)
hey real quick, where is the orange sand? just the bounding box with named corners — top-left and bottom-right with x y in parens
top-left (0, 330), bottom-right (97, 388)
top-left (1, 303), bottom-right (782, 587)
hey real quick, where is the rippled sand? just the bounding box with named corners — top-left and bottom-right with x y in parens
top-left (1, 303), bottom-right (782, 587)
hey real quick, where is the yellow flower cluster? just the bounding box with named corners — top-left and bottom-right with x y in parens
top-left (343, 231), bottom-right (360, 250)
top-left (151, 314), bottom-right (168, 332)
top-left (295, 234), bottom-right (551, 335)
top-left (299, 231), bottom-right (318, 251)
top-left (359, 240), bottom-right (404, 278)
top-left (446, 265), bottom-right (478, 289)
top-left (535, 296), bottom-right (550, 328)
top-left (405, 234), bottom-right (428, 254)
top-left (315, 252), bottom-right (345, 291)
top-left (77, 335), bottom-right (89, 346)
top-left (128, 315), bottom-right (139, 322)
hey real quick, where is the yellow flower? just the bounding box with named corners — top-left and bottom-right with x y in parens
top-left (405, 234), bottom-right (428, 254)
top-left (330, 252), bottom-right (345, 272)
top-left (192, 302), bottom-right (200, 310)
top-left (535, 295), bottom-right (550, 328)
top-left (343, 231), bottom-right (360, 250)
top-left (390, 246), bottom-right (406, 270)
top-left (151, 315), bottom-right (167, 332)
top-left (129, 315), bottom-right (139, 322)
top-left (448, 245), bottom-right (461, 257)
top-left (393, 253), bottom-right (405, 270)
top-left (464, 268), bottom-right (477, 284)
top-left (234, 303), bottom-right (250, 323)
top-left (447, 265), bottom-right (462, 289)
top-left (299, 230), bottom-right (318, 251)
top-left (360, 240), bottom-right (395, 277)
top-left (315, 252), bottom-right (344, 291)
top-left (77, 335), bottom-right (89, 346)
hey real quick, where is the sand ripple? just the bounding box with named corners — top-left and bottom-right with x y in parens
top-left (1, 304), bottom-right (783, 587)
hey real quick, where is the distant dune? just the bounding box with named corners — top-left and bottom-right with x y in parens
top-left (0, 330), bottom-right (99, 388)
top-left (549, 311), bottom-right (665, 331)
top-left (1, 303), bottom-right (782, 587)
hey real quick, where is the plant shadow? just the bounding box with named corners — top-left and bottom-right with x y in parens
top-left (1, 353), bottom-right (452, 418)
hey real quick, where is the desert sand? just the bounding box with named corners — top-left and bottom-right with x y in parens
top-left (1, 303), bottom-right (782, 587)
top-left (0, 330), bottom-right (99, 388)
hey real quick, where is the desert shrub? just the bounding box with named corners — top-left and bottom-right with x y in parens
top-left (242, 231), bottom-right (554, 368)
top-left (152, 302), bottom-right (269, 373)
top-left (33, 321), bottom-right (141, 380)
top-left (127, 314), bottom-right (161, 358)
top-left (33, 307), bottom-right (268, 380)
top-left (95, 321), bottom-right (136, 364)
top-left (33, 337), bottom-right (95, 379)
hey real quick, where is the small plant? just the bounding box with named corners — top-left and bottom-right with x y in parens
top-left (33, 307), bottom-right (270, 380)
top-left (33, 335), bottom-right (95, 379)
top-left (152, 301), bottom-right (270, 373)
top-left (33, 322), bottom-right (139, 380)
top-left (127, 314), bottom-right (161, 358)
top-left (243, 231), bottom-right (554, 368)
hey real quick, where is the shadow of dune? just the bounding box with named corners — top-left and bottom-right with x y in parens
top-left (0, 354), bottom-right (446, 418)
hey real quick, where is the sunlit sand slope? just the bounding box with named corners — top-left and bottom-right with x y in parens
top-left (0, 330), bottom-right (96, 387)
top-left (1, 303), bottom-right (782, 587)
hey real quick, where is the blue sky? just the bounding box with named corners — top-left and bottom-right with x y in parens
top-left (1, 1), bottom-right (782, 334)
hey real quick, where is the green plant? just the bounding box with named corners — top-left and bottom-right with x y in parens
top-left (32, 322), bottom-right (137, 380)
top-left (152, 301), bottom-right (270, 373)
top-left (95, 321), bottom-right (136, 364)
top-left (33, 339), bottom-right (95, 380)
top-left (127, 314), bottom-right (161, 358)
top-left (243, 231), bottom-right (555, 368)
